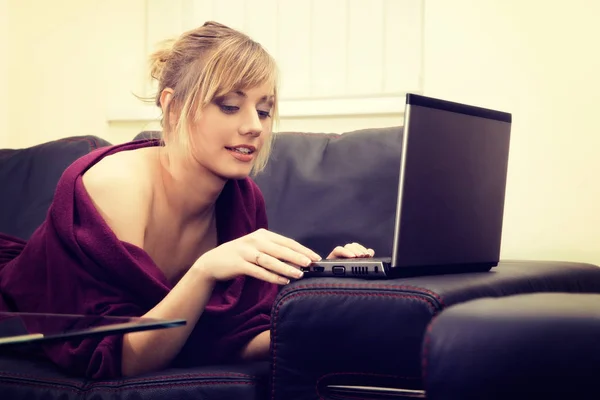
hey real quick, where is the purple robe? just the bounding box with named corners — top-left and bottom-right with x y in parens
top-left (0, 139), bottom-right (278, 379)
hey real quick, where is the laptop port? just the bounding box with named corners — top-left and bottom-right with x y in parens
top-left (312, 266), bottom-right (325, 272)
top-left (332, 266), bottom-right (346, 275)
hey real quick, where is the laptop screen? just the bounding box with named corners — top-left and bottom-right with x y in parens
top-left (392, 94), bottom-right (512, 268)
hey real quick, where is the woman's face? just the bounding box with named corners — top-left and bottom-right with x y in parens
top-left (188, 83), bottom-right (274, 180)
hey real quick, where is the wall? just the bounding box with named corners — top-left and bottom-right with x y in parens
top-left (6, 0), bottom-right (150, 147)
top-left (3, 0), bottom-right (599, 266)
top-left (106, 0), bottom-right (420, 133)
top-left (423, 0), bottom-right (600, 264)
top-left (4, 0), bottom-right (410, 149)
top-left (0, 0), bottom-right (8, 147)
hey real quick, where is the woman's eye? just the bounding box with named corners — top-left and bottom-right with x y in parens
top-left (257, 110), bottom-right (272, 119)
top-left (220, 105), bottom-right (239, 114)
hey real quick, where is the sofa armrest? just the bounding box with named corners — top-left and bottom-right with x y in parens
top-left (270, 278), bottom-right (438, 399)
top-left (423, 293), bottom-right (600, 400)
top-left (268, 261), bottom-right (600, 400)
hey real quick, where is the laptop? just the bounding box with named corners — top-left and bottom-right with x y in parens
top-left (304, 93), bottom-right (512, 279)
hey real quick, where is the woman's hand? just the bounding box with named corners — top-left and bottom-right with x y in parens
top-left (192, 228), bottom-right (321, 285)
top-left (326, 242), bottom-right (375, 259)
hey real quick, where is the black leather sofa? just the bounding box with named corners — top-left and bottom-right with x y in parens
top-left (423, 292), bottom-right (600, 400)
top-left (1, 128), bottom-right (599, 399)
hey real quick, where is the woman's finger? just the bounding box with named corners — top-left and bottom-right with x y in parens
top-left (241, 261), bottom-right (291, 285)
top-left (245, 246), bottom-right (304, 279)
top-left (255, 239), bottom-right (313, 268)
top-left (257, 252), bottom-right (304, 280)
top-left (353, 242), bottom-right (371, 254)
top-left (349, 243), bottom-right (374, 257)
top-left (259, 229), bottom-right (321, 261)
top-left (327, 246), bottom-right (355, 259)
top-left (346, 242), bottom-right (368, 256)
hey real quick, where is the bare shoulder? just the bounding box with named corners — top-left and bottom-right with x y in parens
top-left (82, 147), bottom-right (156, 247)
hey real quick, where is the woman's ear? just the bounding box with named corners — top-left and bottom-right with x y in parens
top-left (159, 88), bottom-right (174, 112)
top-left (160, 88), bottom-right (180, 128)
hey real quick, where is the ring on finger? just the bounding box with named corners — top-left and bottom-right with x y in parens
top-left (255, 252), bottom-right (262, 266)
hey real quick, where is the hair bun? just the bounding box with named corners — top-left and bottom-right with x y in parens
top-left (149, 38), bottom-right (176, 81)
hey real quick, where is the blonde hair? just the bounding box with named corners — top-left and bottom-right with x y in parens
top-left (148, 21), bottom-right (279, 175)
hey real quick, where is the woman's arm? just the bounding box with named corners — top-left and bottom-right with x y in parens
top-left (83, 156), bottom-right (218, 377)
top-left (83, 161), bottom-right (307, 376)
top-left (239, 330), bottom-right (271, 361)
top-left (121, 266), bottom-right (216, 376)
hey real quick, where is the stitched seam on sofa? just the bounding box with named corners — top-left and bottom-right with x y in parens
top-left (0, 371), bottom-right (255, 388)
top-left (270, 291), bottom-right (438, 400)
top-left (88, 137), bottom-right (99, 150)
top-left (81, 381), bottom-right (255, 393)
top-left (87, 372), bottom-right (256, 387)
top-left (84, 377), bottom-right (256, 390)
top-left (0, 380), bottom-right (80, 393)
top-left (0, 380), bottom-right (255, 394)
top-left (279, 283), bottom-right (446, 308)
top-left (315, 372), bottom-right (420, 400)
top-left (420, 314), bottom-right (442, 389)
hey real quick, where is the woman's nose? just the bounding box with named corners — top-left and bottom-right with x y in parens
top-left (239, 110), bottom-right (263, 136)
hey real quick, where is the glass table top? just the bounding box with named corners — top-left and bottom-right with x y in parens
top-left (0, 311), bottom-right (186, 348)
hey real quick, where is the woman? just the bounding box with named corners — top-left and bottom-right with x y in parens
top-left (0, 21), bottom-right (374, 379)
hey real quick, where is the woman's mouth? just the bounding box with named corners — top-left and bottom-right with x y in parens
top-left (225, 145), bottom-right (256, 162)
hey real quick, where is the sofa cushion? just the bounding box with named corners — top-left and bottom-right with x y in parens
top-left (0, 136), bottom-right (112, 240)
top-left (423, 292), bottom-right (600, 400)
top-left (0, 355), bottom-right (269, 400)
top-left (254, 127), bottom-right (403, 258)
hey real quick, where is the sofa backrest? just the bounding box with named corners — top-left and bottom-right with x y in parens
top-left (254, 127), bottom-right (403, 257)
top-left (0, 136), bottom-right (112, 240)
top-left (2, 128), bottom-right (402, 257)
